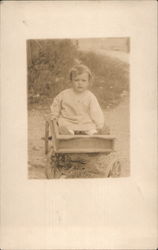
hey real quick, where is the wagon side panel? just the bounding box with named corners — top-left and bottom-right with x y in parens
top-left (57, 137), bottom-right (115, 153)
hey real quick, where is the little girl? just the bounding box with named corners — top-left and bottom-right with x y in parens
top-left (50, 64), bottom-right (104, 135)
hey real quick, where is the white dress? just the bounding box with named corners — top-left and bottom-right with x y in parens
top-left (50, 88), bottom-right (104, 131)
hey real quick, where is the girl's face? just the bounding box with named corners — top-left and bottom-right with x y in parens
top-left (72, 72), bottom-right (90, 93)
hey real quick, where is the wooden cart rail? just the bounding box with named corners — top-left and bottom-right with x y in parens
top-left (45, 119), bottom-right (115, 154)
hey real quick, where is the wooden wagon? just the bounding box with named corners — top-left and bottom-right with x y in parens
top-left (44, 119), bottom-right (121, 178)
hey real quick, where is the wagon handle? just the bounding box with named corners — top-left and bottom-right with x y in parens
top-left (45, 120), bottom-right (49, 154)
top-left (44, 114), bottom-right (52, 122)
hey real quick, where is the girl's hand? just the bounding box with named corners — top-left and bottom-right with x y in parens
top-left (97, 125), bottom-right (110, 135)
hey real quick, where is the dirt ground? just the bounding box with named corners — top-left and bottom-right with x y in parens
top-left (28, 96), bottom-right (130, 179)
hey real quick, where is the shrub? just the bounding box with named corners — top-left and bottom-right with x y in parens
top-left (27, 39), bottom-right (77, 99)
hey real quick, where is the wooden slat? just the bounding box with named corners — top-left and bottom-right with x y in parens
top-left (49, 120), bottom-right (57, 152)
top-left (57, 135), bottom-right (115, 140)
top-left (57, 148), bottom-right (113, 153)
top-left (45, 121), bottom-right (49, 154)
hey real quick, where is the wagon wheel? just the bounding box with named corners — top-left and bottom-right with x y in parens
top-left (45, 149), bottom-right (55, 179)
top-left (102, 152), bottom-right (121, 178)
top-left (45, 150), bottom-right (62, 179)
top-left (58, 154), bottom-right (72, 169)
top-left (108, 160), bottom-right (121, 177)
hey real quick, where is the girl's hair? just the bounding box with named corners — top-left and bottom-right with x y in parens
top-left (69, 64), bottom-right (92, 81)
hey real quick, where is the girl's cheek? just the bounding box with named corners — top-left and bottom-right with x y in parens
top-left (86, 82), bottom-right (90, 88)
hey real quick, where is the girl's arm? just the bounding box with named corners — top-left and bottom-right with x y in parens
top-left (50, 94), bottom-right (62, 120)
top-left (90, 95), bottom-right (104, 130)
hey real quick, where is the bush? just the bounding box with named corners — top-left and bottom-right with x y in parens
top-left (27, 39), bottom-right (77, 99)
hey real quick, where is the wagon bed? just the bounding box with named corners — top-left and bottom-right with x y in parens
top-left (44, 119), bottom-right (121, 178)
top-left (45, 119), bottom-right (115, 154)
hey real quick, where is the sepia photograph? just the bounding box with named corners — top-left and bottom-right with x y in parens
top-left (1, 1), bottom-right (157, 249)
top-left (27, 37), bottom-right (130, 179)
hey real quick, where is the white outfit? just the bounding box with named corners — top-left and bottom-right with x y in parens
top-left (50, 88), bottom-right (104, 132)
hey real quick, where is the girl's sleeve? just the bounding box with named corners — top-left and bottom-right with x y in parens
top-left (50, 93), bottom-right (62, 120)
top-left (89, 94), bottom-right (104, 130)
